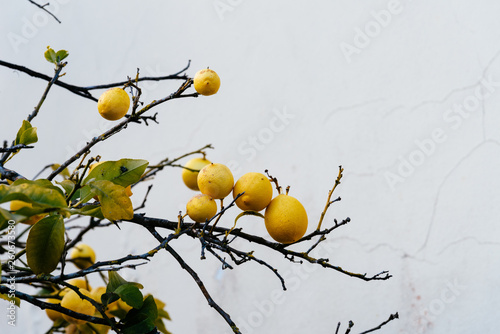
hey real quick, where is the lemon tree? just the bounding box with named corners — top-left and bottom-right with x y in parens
top-left (0, 47), bottom-right (396, 334)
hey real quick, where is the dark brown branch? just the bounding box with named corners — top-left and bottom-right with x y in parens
top-left (0, 144), bottom-right (34, 153)
top-left (0, 285), bottom-right (110, 326)
top-left (47, 78), bottom-right (194, 181)
top-left (0, 59), bottom-right (191, 102)
top-left (145, 227), bottom-right (242, 334)
top-left (27, 0), bottom-right (62, 23)
top-left (358, 312), bottom-right (399, 334)
top-left (127, 214), bottom-right (391, 281)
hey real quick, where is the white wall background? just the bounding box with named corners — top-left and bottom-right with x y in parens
top-left (1, 1), bottom-right (500, 333)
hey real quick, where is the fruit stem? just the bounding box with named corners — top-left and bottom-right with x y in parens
top-left (316, 166), bottom-right (344, 231)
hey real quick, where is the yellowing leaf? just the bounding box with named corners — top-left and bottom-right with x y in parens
top-left (89, 180), bottom-right (133, 221)
top-left (0, 179), bottom-right (67, 208)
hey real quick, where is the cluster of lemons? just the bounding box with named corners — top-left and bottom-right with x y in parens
top-left (96, 68), bottom-right (221, 121)
top-left (93, 67), bottom-right (308, 244)
top-left (182, 158), bottom-right (308, 244)
top-left (44, 244), bottom-right (129, 333)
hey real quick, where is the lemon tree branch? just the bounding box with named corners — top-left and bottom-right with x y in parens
top-left (47, 77), bottom-right (194, 181)
top-left (0, 59), bottom-right (191, 102)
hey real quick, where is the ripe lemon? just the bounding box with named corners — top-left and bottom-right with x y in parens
top-left (197, 163), bottom-right (234, 200)
top-left (60, 288), bottom-right (96, 325)
top-left (182, 157), bottom-right (211, 191)
top-left (186, 194), bottom-right (217, 223)
top-left (45, 298), bottom-right (63, 322)
top-left (9, 200), bottom-right (46, 225)
top-left (67, 278), bottom-right (92, 291)
top-left (90, 286), bottom-right (118, 317)
top-left (264, 194), bottom-right (308, 244)
top-left (70, 244), bottom-right (96, 269)
top-left (97, 88), bottom-right (130, 121)
top-left (232, 172), bottom-right (273, 212)
top-left (193, 68), bottom-right (220, 96)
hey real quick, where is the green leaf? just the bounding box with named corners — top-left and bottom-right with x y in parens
top-left (83, 159), bottom-right (149, 188)
top-left (72, 205), bottom-right (104, 219)
top-left (107, 271), bottom-right (129, 293)
top-left (26, 215), bottom-right (65, 274)
top-left (122, 295), bottom-right (158, 334)
top-left (15, 120), bottom-right (38, 146)
top-left (0, 179), bottom-right (67, 208)
top-left (122, 313), bottom-right (155, 334)
top-left (89, 180), bottom-right (133, 221)
top-left (158, 309), bottom-right (171, 321)
top-left (44, 47), bottom-right (57, 63)
top-left (55, 49), bottom-right (69, 62)
top-left (101, 292), bottom-right (119, 307)
top-left (0, 207), bottom-right (15, 231)
top-left (56, 180), bottom-right (75, 196)
top-left (115, 284), bottom-right (144, 309)
top-left (155, 318), bottom-right (172, 334)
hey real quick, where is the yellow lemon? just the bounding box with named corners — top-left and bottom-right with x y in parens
top-left (70, 244), bottom-right (96, 270)
top-left (97, 88), bottom-right (130, 121)
top-left (90, 286), bottom-right (118, 318)
top-left (232, 172), bottom-right (273, 212)
top-left (182, 157), bottom-right (211, 191)
top-left (186, 194), bottom-right (217, 223)
top-left (9, 200), bottom-right (46, 225)
top-left (193, 68), bottom-right (220, 96)
top-left (197, 163), bottom-right (234, 200)
top-left (60, 288), bottom-right (96, 325)
top-left (45, 297), bottom-right (63, 322)
top-left (66, 278), bottom-right (92, 292)
top-left (264, 194), bottom-right (308, 244)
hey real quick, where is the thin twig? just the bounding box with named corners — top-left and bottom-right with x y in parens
top-left (27, 0), bottom-right (62, 23)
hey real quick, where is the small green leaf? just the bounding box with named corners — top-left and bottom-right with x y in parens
top-left (158, 309), bottom-right (171, 321)
top-left (101, 292), bottom-right (119, 306)
top-left (55, 49), bottom-right (69, 62)
top-left (18, 127), bottom-right (38, 146)
top-left (44, 47), bottom-right (57, 63)
top-left (107, 271), bottom-right (129, 293)
top-left (15, 120), bottom-right (38, 146)
top-left (89, 180), bottom-right (133, 221)
top-left (115, 284), bottom-right (144, 309)
top-left (72, 205), bottom-right (104, 219)
top-left (155, 318), bottom-right (172, 334)
top-left (56, 180), bottom-right (75, 196)
top-left (83, 159), bottom-right (149, 188)
top-left (26, 215), bottom-right (65, 274)
top-left (0, 179), bottom-right (67, 208)
top-left (122, 313), bottom-right (155, 334)
top-left (122, 295), bottom-right (158, 334)
top-left (0, 207), bottom-right (15, 231)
